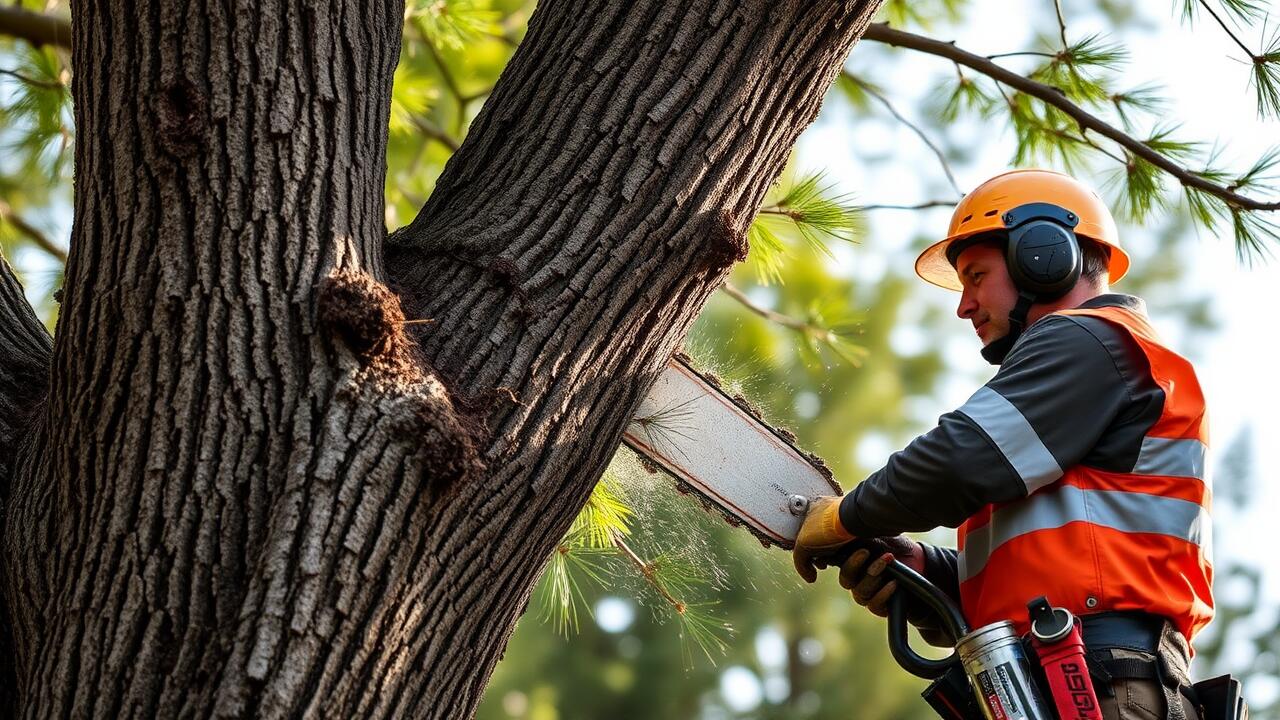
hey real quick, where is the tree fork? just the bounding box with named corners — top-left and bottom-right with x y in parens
top-left (0, 0), bottom-right (882, 717)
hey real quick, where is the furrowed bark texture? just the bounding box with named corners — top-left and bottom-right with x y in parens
top-left (0, 254), bottom-right (53, 708)
top-left (0, 1), bottom-right (468, 717)
top-left (388, 0), bottom-right (879, 713)
top-left (0, 0), bottom-right (881, 717)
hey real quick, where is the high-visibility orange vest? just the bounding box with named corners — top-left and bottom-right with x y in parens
top-left (957, 305), bottom-right (1213, 644)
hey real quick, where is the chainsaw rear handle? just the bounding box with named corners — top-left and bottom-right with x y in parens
top-left (825, 540), bottom-right (970, 680)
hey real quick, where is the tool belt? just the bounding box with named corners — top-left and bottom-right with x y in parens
top-left (921, 611), bottom-right (1249, 720)
top-left (1079, 612), bottom-right (1248, 720)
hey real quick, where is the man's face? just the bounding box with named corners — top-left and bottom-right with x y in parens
top-left (954, 243), bottom-right (1019, 346)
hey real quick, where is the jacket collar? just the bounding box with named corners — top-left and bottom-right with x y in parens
top-left (1076, 293), bottom-right (1147, 315)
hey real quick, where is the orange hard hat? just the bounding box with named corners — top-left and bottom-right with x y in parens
top-left (915, 169), bottom-right (1129, 291)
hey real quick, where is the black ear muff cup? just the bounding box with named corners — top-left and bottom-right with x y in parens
top-left (1001, 202), bottom-right (1083, 301)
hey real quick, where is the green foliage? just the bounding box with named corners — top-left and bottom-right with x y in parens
top-left (1028, 33), bottom-right (1126, 106)
top-left (409, 0), bottom-right (501, 51)
top-left (748, 172), bottom-right (862, 284)
top-left (935, 70), bottom-right (996, 122)
top-left (1178, 0), bottom-right (1266, 25)
top-left (538, 543), bottom-right (612, 637)
top-left (875, 0), bottom-right (968, 29)
top-left (1252, 30), bottom-right (1280, 119)
top-left (388, 62), bottom-right (440, 137)
top-left (0, 45), bottom-right (72, 181)
top-left (1109, 83), bottom-right (1167, 130)
top-left (568, 474), bottom-right (634, 550)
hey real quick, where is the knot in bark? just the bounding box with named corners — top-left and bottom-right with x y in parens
top-left (317, 270), bottom-right (420, 379)
top-left (155, 78), bottom-right (208, 157)
top-left (700, 209), bottom-right (748, 275)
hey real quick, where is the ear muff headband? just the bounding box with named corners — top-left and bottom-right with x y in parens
top-left (1001, 202), bottom-right (1082, 301)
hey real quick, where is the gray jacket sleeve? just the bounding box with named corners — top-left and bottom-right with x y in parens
top-left (839, 314), bottom-right (1134, 537)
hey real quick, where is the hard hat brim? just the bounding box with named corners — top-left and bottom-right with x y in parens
top-left (914, 234), bottom-right (1132, 292)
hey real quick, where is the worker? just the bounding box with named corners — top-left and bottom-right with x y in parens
top-left (793, 169), bottom-right (1213, 719)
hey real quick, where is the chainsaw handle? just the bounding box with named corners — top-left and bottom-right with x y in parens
top-left (884, 560), bottom-right (965, 679)
top-left (823, 541), bottom-right (970, 680)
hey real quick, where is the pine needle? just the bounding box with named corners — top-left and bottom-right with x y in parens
top-left (1229, 207), bottom-right (1279, 264)
top-left (1251, 29), bottom-right (1280, 119)
top-left (537, 544), bottom-right (612, 637)
top-left (749, 171), bottom-right (862, 284)
top-left (568, 473), bottom-right (635, 550)
top-left (409, 0), bottom-right (501, 51)
top-left (936, 71), bottom-right (996, 122)
top-left (1029, 33), bottom-right (1125, 106)
top-left (675, 601), bottom-right (734, 667)
top-left (2, 45), bottom-right (73, 180)
top-left (1110, 83), bottom-right (1168, 129)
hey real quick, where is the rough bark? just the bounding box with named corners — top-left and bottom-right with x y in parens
top-left (0, 254), bottom-right (53, 710)
top-left (0, 0), bottom-right (881, 717)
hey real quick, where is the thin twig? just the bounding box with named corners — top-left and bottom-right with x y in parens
top-left (860, 22), bottom-right (1280, 211)
top-left (986, 50), bottom-right (1057, 60)
top-left (1198, 0), bottom-right (1258, 60)
top-left (611, 532), bottom-right (684, 612)
top-left (1053, 0), bottom-right (1070, 50)
top-left (859, 200), bottom-right (958, 211)
top-left (844, 72), bottom-right (962, 195)
top-left (0, 67), bottom-right (63, 90)
top-left (0, 199), bottom-right (67, 263)
top-left (720, 283), bottom-right (810, 333)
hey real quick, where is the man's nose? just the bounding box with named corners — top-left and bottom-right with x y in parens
top-left (956, 288), bottom-right (977, 319)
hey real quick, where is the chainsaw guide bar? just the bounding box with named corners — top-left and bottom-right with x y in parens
top-left (622, 354), bottom-right (843, 550)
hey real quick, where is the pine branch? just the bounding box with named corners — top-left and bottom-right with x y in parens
top-left (0, 199), bottom-right (66, 263)
top-left (720, 283), bottom-right (868, 367)
top-left (859, 200), bottom-right (957, 211)
top-left (843, 72), bottom-right (961, 195)
top-left (0, 67), bottom-right (63, 90)
top-left (860, 22), bottom-right (1280, 212)
top-left (1199, 0), bottom-right (1257, 59)
top-left (0, 7), bottom-right (70, 50)
top-left (612, 532), bottom-right (684, 611)
top-left (721, 282), bottom-right (811, 333)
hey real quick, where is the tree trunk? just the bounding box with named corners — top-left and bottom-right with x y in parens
top-left (0, 0), bottom-right (881, 716)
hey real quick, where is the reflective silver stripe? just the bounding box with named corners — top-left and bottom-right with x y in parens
top-left (958, 486), bottom-right (1210, 581)
top-left (957, 387), bottom-right (1062, 493)
top-left (1133, 437), bottom-right (1207, 480)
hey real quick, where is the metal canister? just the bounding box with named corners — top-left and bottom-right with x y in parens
top-left (955, 620), bottom-right (1052, 720)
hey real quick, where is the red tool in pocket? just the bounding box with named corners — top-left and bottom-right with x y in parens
top-left (1027, 596), bottom-right (1103, 720)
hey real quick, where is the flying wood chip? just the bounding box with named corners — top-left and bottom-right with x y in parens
top-left (622, 356), bottom-right (842, 549)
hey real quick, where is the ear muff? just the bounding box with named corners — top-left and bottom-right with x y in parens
top-left (1001, 202), bottom-right (1082, 301)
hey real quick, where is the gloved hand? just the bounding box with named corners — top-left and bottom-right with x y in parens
top-left (792, 495), bottom-right (855, 583)
top-left (838, 535), bottom-right (926, 617)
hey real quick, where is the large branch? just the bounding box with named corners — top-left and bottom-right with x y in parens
top-left (0, 7), bottom-right (71, 49)
top-left (861, 22), bottom-right (1280, 212)
top-left (0, 252), bottom-right (51, 485)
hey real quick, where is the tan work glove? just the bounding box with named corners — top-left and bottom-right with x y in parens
top-left (792, 495), bottom-right (855, 583)
top-left (838, 536), bottom-right (925, 617)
